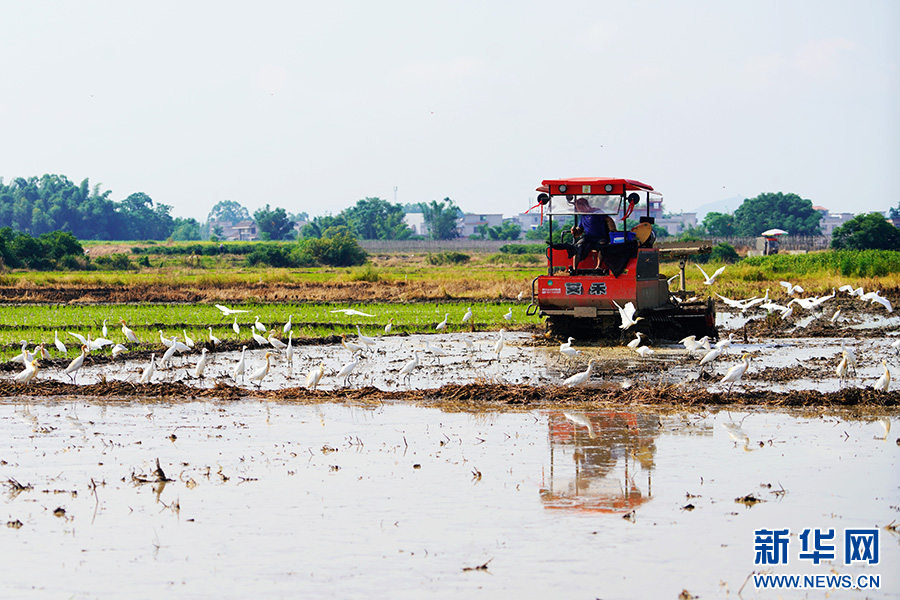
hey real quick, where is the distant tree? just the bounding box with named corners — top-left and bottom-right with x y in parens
top-left (419, 198), bottom-right (461, 240)
top-left (300, 214), bottom-right (349, 239)
top-left (207, 200), bottom-right (251, 224)
top-left (253, 204), bottom-right (296, 241)
top-left (702, 212), bottom-right (735, 237)
top-left (889, 203), bottom-right (900, 220)
top-left (171, 217), bottom-right (202, 241)
top-left (732, 192), bottom-right (822, 237)
top-left (117, 192), bottom-right (175, 240)
top-left (302, 225), bottom-right (368, 266)
top-left (830, 213), bottom-right (900, 251)
top-left (343, 197), bottom-right (413, 240)
top-left (211, 224), bottom-right (225, 240)
top-left (472, 220), bottom-right (522, 241)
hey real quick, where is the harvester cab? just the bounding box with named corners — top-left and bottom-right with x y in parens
top-left (525, 177), bottom-right (717, 341)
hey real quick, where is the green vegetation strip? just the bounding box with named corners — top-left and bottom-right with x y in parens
top-left (0, 301), bottom-right (538, 359)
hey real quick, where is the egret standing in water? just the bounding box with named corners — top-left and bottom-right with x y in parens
top-left (233, 346), bottom-right (247, 382)
top-left (65, 345), bottom-right (88, 383)
top-left (563, 360), bottom-right (597, 388)
top-left (140, 354), bottom-right (156, 384)
top-left (720, 353), bottom-right (751, 394)
top-left (874, 360), bottom-right (891, 392)
top-left (306, 362), bottom-right (325, 390)
top-left (248, 352), bottom-right (273, 388)
top-left (398, 352), bottom-right (420, 385)
top-left (14, 358), bottom-right (40, 385)
top-left (194, 348), bottom-right (210, 378)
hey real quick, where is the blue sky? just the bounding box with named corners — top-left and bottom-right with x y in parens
top-left (1, 1), bottom-right (897, 222)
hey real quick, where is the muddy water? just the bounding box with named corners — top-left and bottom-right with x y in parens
top-left (1, 400), bottom-right (897, 599)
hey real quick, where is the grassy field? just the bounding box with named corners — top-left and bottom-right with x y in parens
top-left (2, 247), bottom-right (899, 360)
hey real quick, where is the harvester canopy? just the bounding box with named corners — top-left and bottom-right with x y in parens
top-left (537, 177), bottom-right (661, 220)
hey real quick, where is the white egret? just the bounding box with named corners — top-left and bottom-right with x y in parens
top-left (503, 307), bottom-right (513, 322)
top-left (54, 331), bottom-right (67, 355)
top-left (836, 351), bottom-right (850, 388)
top-left (37, 344), bottom-right (50, 361)
top-left (65, 345), bottom-right (88, 383)
top-left (626, 332), bottom-right (645, 350)
top-left (635, 345), bottom-right (654, 359)
top-left (232, 346), bottom-right (247, 381)
top-left (696, 264), bottom-right (726, 285)
top-left (330, 308), bottom-right (375, 317)
top-left (232, 317), bottom-right (240, 335)
top-left (779, 281), bottom-right (804, 296)
top-left (194, 348), bottom-right (209, 378)
top-left (120, 320), bottom-right (140, 344)
top-left (517, 291), bottom-right (525, 301)
top-left (698, 346), bottom-right (723, 375)
top-left (874, 360), bottom-right (890, 392)
top-left (14, 358), bottom-right (40, 385)
top-left (251, 330), bottom-right (269, 346)
top-left (494, 329), bottom-right (507, 358)
top-left (423, 340), bottom-right (447, 362)
top-left (336, 356), bottom-right (360, 387)
top-left (209, 327), bottom-right (220, 346)
top-left (285, 331), bottom-right (294, 374)
top-left (435, 313), bottom-right (449, 331)
top-left (356, 325), bottom-right (376, 347)
top-left (613, 301), bottom-right (643, 330)
top-left (563, 360), bottom-right (597, 387)
top-left (560, 337), bottom-right (580, 360)
top-left (779, 305), bottom-right (793, 320)
top-left (462, 306), bottom-right (473, 324)
top-left (830, 309), bottom-right (842, 324)
top-left (254, 316), bottom-right (267, 333)
top-left (890, 338), bottom-right (900, 354)
top-left (268, 330), bottom-right (287, 351)
top-left (158, 342), bottom-right (178, 368)
top-left (715, 333), bottom-right (734, 353)
top-left (159, 331), bottom-right (174, 348)
top-left (182, 330), bottom-right (195, 348)
top-left (384, 318), bottom-right (393, 334)
top-left (215, 304), bottom-right (248, 316)
top-left (720, 353), bottom-right (751, 394)
top-left (283, 315), bottom-right (293, 335)
top-left (306, 362), bottom-right (325, 390)
top-left (68, 331), bottom-right (88, 346)
top-left (341, 334), bottom-right (364, 355)
top-left (840, 341), bottom-right (857, 374)
top-left (11, 341), bottom-right (32, 364)
top-left (140, 354), bottom-right (156, 383)
top-left (680, 335), bottom-right (709, 355)
top-left (111, 343), bottom-right (128, 359)
top-left (398, 352), bottom-right (420, 385)
top-left (862, 290), bottom-right (893, 313)
top-left (89, 337), bottom-right (114, 352)
top-left (101, 319), bottom-right (108, 338)
top-left (248, 352), bottom-right (273, 388)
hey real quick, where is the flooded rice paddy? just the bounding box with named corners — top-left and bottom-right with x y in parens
top-left (1, 400), bottom-right (897, 599)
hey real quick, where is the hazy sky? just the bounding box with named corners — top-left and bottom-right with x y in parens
top-left (2, 1), bottom-right (897, 223)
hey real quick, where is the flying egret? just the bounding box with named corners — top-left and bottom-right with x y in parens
top-left (680, 335), bottom-right (709, 355)
top-left (254, 316), bottom-right (267, 333)
top-left (14, 358), bottom-right (40, 385)
top-left (232, 317), bottom-right (240, 335)
top-left (613, 301), bottom-right (643, 330)
top-left (283, 315), bottom-right (293, 335)
top-left (336, 356), bottom-right (360, 387)
top-left (248, 352), bottom-right (273, 388)
top-left (779, 281), bottom-right (804, 296)
top-left (836, 351), bottom-right (850, 388)
top-left (330, 308), bottom-right (375, 317)
top-left (140, 354), bottom-right (156, 383)
top-left (720, 353), bottom-right (751, 394)
top-left (435, 313), bottom-right (449, 331)
top-left (194, 348), bottom-right (209, 378)
top-left (862, 290), bottom-right (893, 313)
top-left (503, 307), bottom-right (513, 322)
top-left (306, 362), bottom-right (325, 390)
top-left (233, 346), bottom-right (247, 381)
top-left (120, 320), bottom-right (140, 344)
top-left (208, 327), bottom-right (220, 346)
top-left (215, 304), bottom-right (248, 316)
top-left (461, 306), bottom-right (473, 324)
top-left (64, 345), bottom-right (88, 383)
top-left (111, 343), bottom-right (128, 359)
top-left (268, 330), bottom-right (287, 351)
top-left (563, 359), bottom-right (597, 387)
top-left (398, 352), bottom-right (420, 385)
top-left (696, 264), bottom-right (726, 285)
top-left (182, 330), bottom-right (195, 348)
top-left (626, 332), bottom-right (645, 350)
top-left (874, 360), bottom-right (891, 392)
top-left (68, 331), bottom-right (88, 346)
top-left (54, 331), bottom-right (67, 355)
top-left (384, 318), bottom-right (393, 334)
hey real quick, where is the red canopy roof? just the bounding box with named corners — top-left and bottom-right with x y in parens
top-left (537, 177), bottom-right (654, 194)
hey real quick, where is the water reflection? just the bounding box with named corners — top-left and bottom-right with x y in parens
top-left (540, 411), bottom-right (657, 514)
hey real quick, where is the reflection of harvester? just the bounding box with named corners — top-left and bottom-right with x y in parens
top-left (525, 177), bottom-right (717, 341)
top-left (540, 411), bottom-right (657, 514)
